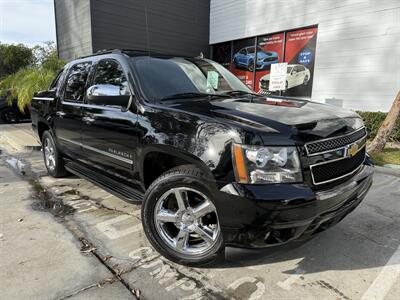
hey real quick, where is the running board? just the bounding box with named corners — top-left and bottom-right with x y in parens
top-left (65, 161), bottom-right (143, 203)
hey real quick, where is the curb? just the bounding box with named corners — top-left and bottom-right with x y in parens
top-left (374, 166), bottom-right (400, 177)
top-left (0, 133), bottom-right (41, 152)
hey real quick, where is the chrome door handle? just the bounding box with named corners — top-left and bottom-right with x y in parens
top-left (56, 111), bottom-right (65, 117)
top-left (82, 116), bottom-right (95, 124)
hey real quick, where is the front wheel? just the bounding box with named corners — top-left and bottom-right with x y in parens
top-left (141, 166), bottom-right (224, 266)
top-left (42, 131), bottom-right (68, 178)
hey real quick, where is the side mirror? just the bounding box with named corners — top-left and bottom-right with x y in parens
top-left (86, 84), bottom-right (130, 107)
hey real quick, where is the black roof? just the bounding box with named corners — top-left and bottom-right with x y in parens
top-left (78, 49), bottom-right (204, 60)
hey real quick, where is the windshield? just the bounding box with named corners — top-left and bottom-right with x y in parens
top-left (131, 56), bottom-right (252, 102)
top-left (287, 67), bottom-right (293, 74)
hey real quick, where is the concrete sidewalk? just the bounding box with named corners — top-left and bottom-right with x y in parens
top-left (0, 123), bottom-right (41, 151)
top-left (0, 160), bottom-right (134, 299)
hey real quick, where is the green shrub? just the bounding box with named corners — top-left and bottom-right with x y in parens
top-left (357, 111), bottom-right (400, 142)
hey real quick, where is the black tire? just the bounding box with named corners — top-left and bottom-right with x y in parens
top-left (0, 107), bottom-right (20, 123)
top-left (141, 165), bottom-right (224, 266)
top-left (41, 131), bottom-right (68, 178)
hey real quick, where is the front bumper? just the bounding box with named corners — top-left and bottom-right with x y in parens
top-left (216, 164), bottom-right (374, 248)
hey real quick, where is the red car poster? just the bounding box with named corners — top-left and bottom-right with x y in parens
top-left (254, 32), bottom-right (284, 93)
top-left (282, 27), bottom-right (318, 98)
top-left (230, 37), bottom-right (256, 88)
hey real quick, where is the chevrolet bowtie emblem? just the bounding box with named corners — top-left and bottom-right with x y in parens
top-left (347, 143), bottom-right (359, 157)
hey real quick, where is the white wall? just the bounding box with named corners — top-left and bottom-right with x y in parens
top-left (210, 0), bottom-right (400, 112)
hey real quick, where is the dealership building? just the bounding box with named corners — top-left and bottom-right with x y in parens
top-left (54, 0), bottom-right (400, 112)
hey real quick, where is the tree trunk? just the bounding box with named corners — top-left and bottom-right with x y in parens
top-left (367, 90), bottom-right (400, 153)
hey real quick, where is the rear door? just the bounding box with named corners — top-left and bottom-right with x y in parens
top-left (55, 61), bottom-right (92, 159)
top-left (80, 58), bottom-right (139, 180)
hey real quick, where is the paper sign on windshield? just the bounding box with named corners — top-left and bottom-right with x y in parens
top-left (207, 71), bottom-right (219, 90)
top-left (269, 63), bottom-right (288, 91)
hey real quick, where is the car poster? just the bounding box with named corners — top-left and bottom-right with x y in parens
top-left (282, 27), bottom-right (318, 98)
top-left (254, 32), bottom-right (285, 93)
top-left (230, 37), bottom-right (256, 88)
top-left (211, 26), bottom-right (318, 97)
top-left (212, 41), bottom-right (232, 69)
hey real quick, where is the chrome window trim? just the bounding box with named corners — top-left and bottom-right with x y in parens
top-left (60, 101), bottom-right (122, 111)
top-left (309, 144), bottom-right (366, 185)
top-left (305, 126), bottom-right (366, 156)
top-left (58, 136), bottom-right (133, 165)
top-left (33, 97), bottom-right (54, 101)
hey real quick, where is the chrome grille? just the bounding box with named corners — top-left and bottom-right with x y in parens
top-left (305, 127), bottom-right (367, 155)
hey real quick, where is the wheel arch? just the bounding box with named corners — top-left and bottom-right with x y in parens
top-left (37, 121), bottom-right (51, 142)
top-left (140, 147), bottom-right (216, 190)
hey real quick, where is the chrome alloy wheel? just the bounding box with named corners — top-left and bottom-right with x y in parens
top-left (43, 137), bottom-right (56, 171)
top-left (154, 187), bottom-right (220, 255)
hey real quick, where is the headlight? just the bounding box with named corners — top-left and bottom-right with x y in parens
top-left (232, 144), bottom-right (302, 184)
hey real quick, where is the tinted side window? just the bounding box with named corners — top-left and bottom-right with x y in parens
top-left (93, 59), bottom-right (130, 96)
top-left (49, 69), bottom-right (64, 91)
top-left (64, 62), bottom-right (92, 102)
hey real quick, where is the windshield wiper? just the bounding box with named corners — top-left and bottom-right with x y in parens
top-left (160, 92), bottom-right (228, 102)
top-left (220, 90), bottom-right (261, 97)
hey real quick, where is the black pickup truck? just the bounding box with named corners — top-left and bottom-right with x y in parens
top-left (30, 49), bottom-right (373, 265)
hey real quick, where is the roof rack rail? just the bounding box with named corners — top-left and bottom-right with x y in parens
top-left (78, 49), bottom-right (151, 59)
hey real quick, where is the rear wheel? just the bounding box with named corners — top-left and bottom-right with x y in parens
top-left (42, 131), bottom-right (68, 178)
top-left (142, 166), bottom-right (224, 266)
top-left (303, 75), bottom-right (309, 85)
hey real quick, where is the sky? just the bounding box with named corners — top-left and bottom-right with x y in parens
top-left (0, 0), bottom-right (56, 47)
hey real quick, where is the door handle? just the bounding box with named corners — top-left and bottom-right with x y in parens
top-left (56, 111), bottom-right (65, 118)
top-left (82, 116), bottom-right (95, 124)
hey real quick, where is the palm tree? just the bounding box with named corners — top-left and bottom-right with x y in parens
top-left (0, 42), bottom-right (65, 111)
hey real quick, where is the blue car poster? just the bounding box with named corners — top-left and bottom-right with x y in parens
top-left (230, 37), bottom-right (256, 88)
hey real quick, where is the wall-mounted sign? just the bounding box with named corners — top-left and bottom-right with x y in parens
top-left (211, 26), bottom-right (318, 98)
top-left (230, 37), bottom-right (256, 88)
top-left (283, 27), bottom-right (318, 98)
top-left (254, 32), bottom-right (284, 93)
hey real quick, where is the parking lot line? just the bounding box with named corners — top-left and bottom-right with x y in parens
top-left (361, 244), bottom-right (400, 300)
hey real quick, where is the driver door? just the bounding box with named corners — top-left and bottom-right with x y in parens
top-left (80, 58), bottom-right (139, 180)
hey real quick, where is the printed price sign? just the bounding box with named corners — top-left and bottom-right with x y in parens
top-left (269, 63), bottom-right (288, 91)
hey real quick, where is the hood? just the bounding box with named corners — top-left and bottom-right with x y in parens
top-left (168, 98), bottom-right (363, 143)
top-left (256, 51), bottom-right (276, 60)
